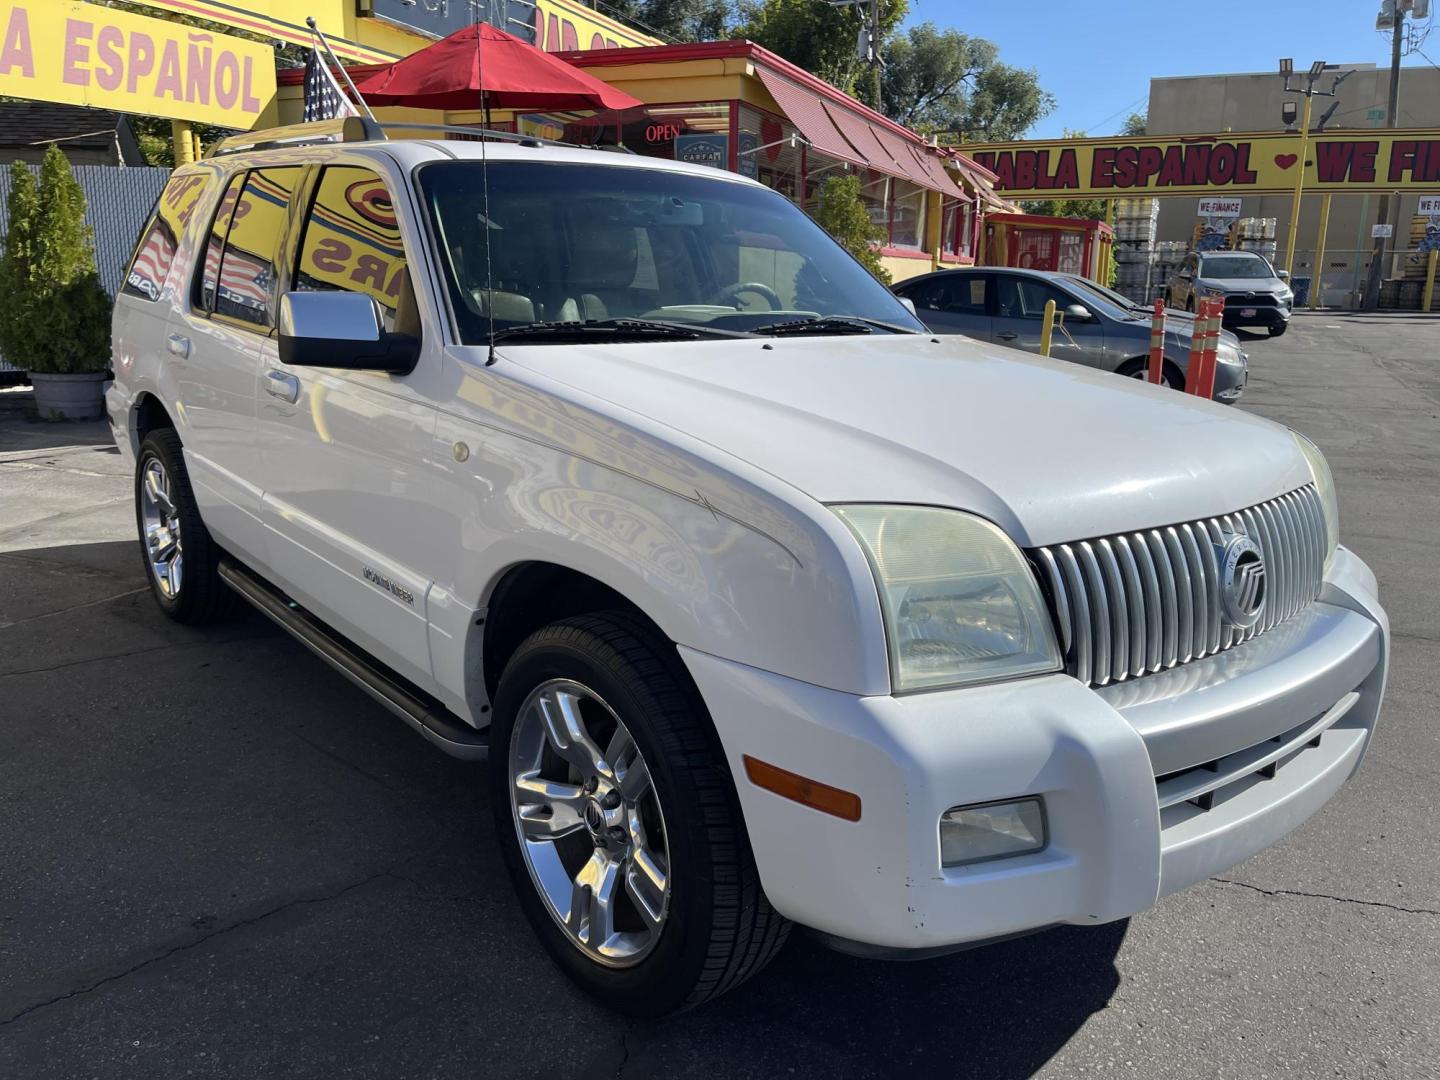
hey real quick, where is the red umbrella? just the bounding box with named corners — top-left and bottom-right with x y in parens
top-left (352, 23), bottom-right (643, 113)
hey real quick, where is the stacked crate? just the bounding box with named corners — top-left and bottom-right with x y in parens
top-left (1233, 217), bottom-right (1278, 262)
top-left (1112, 198), bottom-right (1159, 303)
top-left (1149, 242), bottom-right (1189, 301)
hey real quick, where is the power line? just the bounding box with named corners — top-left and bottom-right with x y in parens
top-left (1083, 93), bottom-right (1148, 135)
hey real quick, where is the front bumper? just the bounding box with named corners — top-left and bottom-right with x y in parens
top-left (1221, 303), bottom-right (1290, 328)
top-left (682, 547), bottom-right (1386, 952)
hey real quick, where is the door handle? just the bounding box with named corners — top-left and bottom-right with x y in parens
top-left (996, 331), bottom-right (1019, 341)
top-left (264, 369), bottom-right (300, 404)
top-left (166, 334), bottom-right (190, 359)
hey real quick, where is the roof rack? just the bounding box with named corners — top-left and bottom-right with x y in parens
top-left (205, 117), bottom-right (591, 159)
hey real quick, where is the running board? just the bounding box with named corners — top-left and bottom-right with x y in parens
top-left (218, 559), bottom-right (488, 761)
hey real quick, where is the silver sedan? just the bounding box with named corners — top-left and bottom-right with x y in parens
top-left (893, 266), bottom-right (1247, 403)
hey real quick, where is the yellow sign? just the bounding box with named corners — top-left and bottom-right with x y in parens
top-left (126, 0), bottom-right (399, 64)
top-left (963, 130), bottom-right (1440, 199)
top-left (0, 1), bottom-right (277, 129)
top-left (533, 0), bottom-right (661, 52)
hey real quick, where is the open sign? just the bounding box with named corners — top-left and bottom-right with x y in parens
top-left (645, 122), bottom-right (681, 143)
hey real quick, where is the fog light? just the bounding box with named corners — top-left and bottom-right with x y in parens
top-left (940, 798), bottom-right (1046, 868)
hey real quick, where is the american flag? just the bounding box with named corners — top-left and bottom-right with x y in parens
top-left (303, 44), bottom-right (359, 122)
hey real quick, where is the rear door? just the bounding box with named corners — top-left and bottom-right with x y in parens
top-left (989, 274), bottom-right (1106, 368)
top-left (252, 161), bottom-right (440, 690)
top-left (899, 273), bottom-right (992, 338)
top-left (166, 166), bottom-right (304, 565)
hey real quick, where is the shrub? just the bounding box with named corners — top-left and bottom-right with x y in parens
top-left (0, 146), bottom-right (111, 374)
top-left (811, 174), bottom-right (891, 284)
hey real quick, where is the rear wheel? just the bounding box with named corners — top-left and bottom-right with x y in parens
top-left (134, 429), bottom-right (237, 623)
top-left (491, 612), bottom-right (789, 1016)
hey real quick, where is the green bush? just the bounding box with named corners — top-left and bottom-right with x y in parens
top-left (0, 146), bottom-right (112, 374)
top-left (811, 174), bottom-right (891, 285)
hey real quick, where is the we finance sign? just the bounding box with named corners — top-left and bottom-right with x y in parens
top-left (0, 1), bottom-right (276, 129)
top-left (965, 130), bottom-right (1440, 199)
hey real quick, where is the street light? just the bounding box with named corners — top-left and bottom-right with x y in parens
top-left (1279, 57), bottom-right (1293, 78)
top-left (1278, 58), bottom-right (1346, 276)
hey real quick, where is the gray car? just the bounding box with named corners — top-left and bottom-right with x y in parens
top-left (894, 266), bottom-right (1248, 403)
top-left (1165, 250), bottom-right (1293, 336)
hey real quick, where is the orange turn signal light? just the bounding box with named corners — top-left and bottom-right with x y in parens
top-left (742, 755), bottom-right (862, 822)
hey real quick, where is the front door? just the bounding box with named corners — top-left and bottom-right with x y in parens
top-left (905, 273), bottom-right (992, 339)
top-left (989, 274), bottom-right (1107, 368)
top-left (252, 163), bottom-right (440, 691)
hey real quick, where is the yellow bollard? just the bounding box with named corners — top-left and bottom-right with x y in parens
top-left (1039, 299), bottom-right (1057, 357)
top-left (171, 120), bottom-right (194, 167)
top-left (1424, 249), bottom-right (1439, 314)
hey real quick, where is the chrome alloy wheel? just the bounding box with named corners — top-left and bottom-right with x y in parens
top-left (509, 679), bottom-right (671, 967)
top-left (139, 457), bottom-right (183, 599)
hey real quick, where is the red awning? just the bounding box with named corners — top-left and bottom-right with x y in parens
top-left (903, 143), bottom-right (972, 202)
top-left (353, 23), bottom-right (642, 112)
top-left (754, 67), bottom-right (862, 168)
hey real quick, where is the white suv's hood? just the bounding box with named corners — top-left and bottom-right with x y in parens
top-left (499, 333), bottom-right (1310, 547)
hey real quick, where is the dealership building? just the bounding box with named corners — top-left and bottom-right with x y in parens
top-left (1145, 64), bottom-right (1440, 301)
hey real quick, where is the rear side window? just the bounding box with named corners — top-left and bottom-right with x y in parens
top-left (294, 166), bottom-right (415, 334)
top-left (196, 166), bottom-right (303, 331)
top-left (196, 173), bottom-right (245, 313)
top-left (123, 174), bottom-right (212, 301)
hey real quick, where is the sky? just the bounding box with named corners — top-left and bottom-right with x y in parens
top-left (901, 0), bottom-right (1436, 139)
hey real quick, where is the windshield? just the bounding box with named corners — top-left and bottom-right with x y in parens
top-left (1062, 275), bottom-right (1146, 317)
top-left (418, 162), bottom-right (925, 344)
top-left (1198, 254), bottom-right (1275, 280)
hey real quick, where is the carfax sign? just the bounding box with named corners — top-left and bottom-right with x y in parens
top-left (964, 130), bottom-right (1440, 199)
top-left (0, 0), bottom-right (277, 129)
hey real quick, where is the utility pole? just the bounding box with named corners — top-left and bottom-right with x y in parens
top-left (1278, 60), bottom-right (1348, 277)
top-left (828, 0), bottom-right (884, 107)
top-left (1361, 1), bottom-right (1406, 309)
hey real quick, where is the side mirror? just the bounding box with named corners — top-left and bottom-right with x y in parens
top-left (278, 292), bottom-right (419, 374)
top-left (897, 296), bottom-right (918, 317)
top-left (1276, 269), bottom-right (1291, 283)
top-left (1064, 303), bottom-right (1094, 322)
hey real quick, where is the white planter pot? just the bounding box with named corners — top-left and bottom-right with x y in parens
top-left (28, 371), bottom-right (109, 422)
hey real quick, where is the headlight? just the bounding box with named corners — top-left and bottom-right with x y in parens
top-left (1200, 285), bottom-right (1227, 298)
top-left (832, 505), bottom-right (1061, 692)
top-left (1217, 343), bottom-right (1244, 366)
top-left (1293, 432), bottom-right (1339, 571)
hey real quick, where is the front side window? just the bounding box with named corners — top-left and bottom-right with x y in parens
top-left (295, 166), bottom-right (415, 335)
top-left (419, 161), bottom-right (925, 344)
top-left (124, 173), bottom-right (213, 301)
top-left (995, 276), bottom-right (1073, 320)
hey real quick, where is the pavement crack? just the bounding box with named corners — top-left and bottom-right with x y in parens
top-left (614, 1022), bottom-right (635, 1080)
top-left (0, 587), bottom-right (147, 631)
top-left (0, 870), bottom-right (401, 1028)
top-left (1212, 877), bottom-right (1440, 916)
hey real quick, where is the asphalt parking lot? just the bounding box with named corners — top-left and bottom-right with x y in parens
top-left (1, 310), bottom-right (1437, 1080)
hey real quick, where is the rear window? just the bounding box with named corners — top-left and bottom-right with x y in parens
top-left (123, 174), bottom-right (212, 302)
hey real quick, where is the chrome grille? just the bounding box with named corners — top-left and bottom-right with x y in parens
top-left (1031, 485), bottom-right (1326, 686)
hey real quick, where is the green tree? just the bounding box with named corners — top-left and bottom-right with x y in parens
top-left (1121, 110), bottom-right (1146, 136)
top-left (0, 161), bottom-right (41, 368)
top-left (0, 148), bottom-right (111, 374)
top-left (737, 0), bottom-right (907, 105)
top-left (600, 0), bottom-right (733, 41)
top-left (880, 23), bottom-right (1053, 140)
top-left (810, 174), bottom-right (890, 283)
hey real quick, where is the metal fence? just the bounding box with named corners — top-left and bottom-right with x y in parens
top-left (0, 165), bottom-right (170, 373)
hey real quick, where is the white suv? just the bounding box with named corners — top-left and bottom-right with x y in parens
top-left (108, 119), bottom-right (1388, 1016)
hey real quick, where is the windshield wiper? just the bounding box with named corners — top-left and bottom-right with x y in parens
top-left (749, 315), bottom-right (910, 336)
top-left (491, 318), bottom-right (750, 343)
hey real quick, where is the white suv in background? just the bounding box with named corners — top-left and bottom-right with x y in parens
top-left (108, 119), bottom-right (1387, 1016)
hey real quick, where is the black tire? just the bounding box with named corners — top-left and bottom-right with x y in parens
top-left (134, 429), bottom-right (239, 624)
top-left (1268, 322), bottom-right (1289, 337)
top-left (1118, 357), bottom-right (1182, 390)
top-left (490, 611), bottom-right (789, 1016)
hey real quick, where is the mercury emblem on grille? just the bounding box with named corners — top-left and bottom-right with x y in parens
top-left (1217, 534), bottom-right (1266, 628)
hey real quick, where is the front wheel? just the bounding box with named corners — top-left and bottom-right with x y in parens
top-left (491, 612), bottom-right (789, 1016)
top-left (1119, 358), bottom-right (1181, 390)
top-left (1268, 322), bottom-right (1289, 337)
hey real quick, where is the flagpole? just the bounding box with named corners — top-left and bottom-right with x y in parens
top-left (306, 16), bottom-right (379, 122)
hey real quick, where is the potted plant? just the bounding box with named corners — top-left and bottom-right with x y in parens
top-left (0, 147), bottom-right (113, 421)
